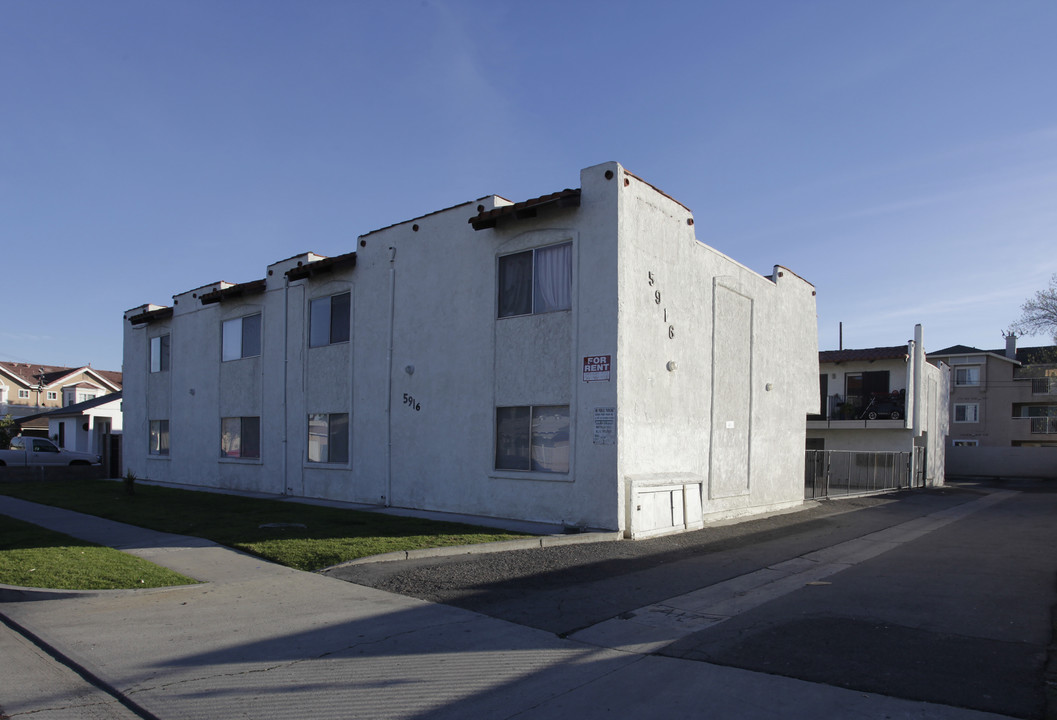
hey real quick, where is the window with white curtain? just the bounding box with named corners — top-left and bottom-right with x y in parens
top-left (954, 367), bottom-right (980, 387)
top-left (221, 416), bottom-right (261, 458)
top-left (954, 403), bottom-right (979, 423)
top-left (495, 405), bottom-right (570, 473)
top-left (222, 313), bottom-right (261, 361)
top-left (310, 293), bottom-right (351, 347)
top-left (498, 242), bottom-right (572, 318)
top-left (307, 412), bottom-right (349, 464)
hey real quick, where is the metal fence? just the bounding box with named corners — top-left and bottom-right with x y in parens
top-left (805, 449), bottom-right (913, 499)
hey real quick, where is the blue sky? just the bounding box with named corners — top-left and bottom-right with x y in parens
top-left (3, 1), bottom-right (1056, 373)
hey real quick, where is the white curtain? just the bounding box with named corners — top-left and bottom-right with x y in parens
top-left (533, 243), bottom-right (572, 313)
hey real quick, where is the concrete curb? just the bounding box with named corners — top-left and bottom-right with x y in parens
top-left (324, 530), bottom-right (623, 568)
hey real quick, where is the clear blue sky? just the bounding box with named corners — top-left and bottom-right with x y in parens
top-left (3, 1), bottom-right (1056, 373)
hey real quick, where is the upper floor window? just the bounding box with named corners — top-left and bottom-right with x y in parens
top-left (150, 334), bottom-right (170, 373)
top-left (46, 391), bottom-right (57, 401)
top-left (310, 292), bottom-right (351, 347)
top-left (498, 242), bottom-right (572, 318)
top-left (954, 366), bottom-right (980, 387)
top-left (18, 389), bottom-right (30, 399)
top-left (223, 313), bottom-right (262, 361)
top-left (953, 403), bottom-right (979, 423)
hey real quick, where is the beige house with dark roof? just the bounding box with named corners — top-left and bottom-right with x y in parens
top-left (0, 362), bottom-right (122, 415)
top-left (928, 337), bottom-right (1057, 449)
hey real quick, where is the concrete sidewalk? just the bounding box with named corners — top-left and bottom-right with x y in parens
top-left (1, 496), bottom-right (1014, 720)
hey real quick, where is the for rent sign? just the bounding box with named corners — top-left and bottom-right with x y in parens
top-left (582, 355), bottom-right (612, 382)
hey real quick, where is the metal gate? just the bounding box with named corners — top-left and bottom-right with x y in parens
top-left (805, 450), bottom-right (913, 499)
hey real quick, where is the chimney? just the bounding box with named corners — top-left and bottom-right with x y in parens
top-left (1005, 333), bottom-right (1017, 359)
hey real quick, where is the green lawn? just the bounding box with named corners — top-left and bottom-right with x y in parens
top-left (0, 479), bottom-right (532, 575)
top-left (0, 516), bottom-right (197, 590)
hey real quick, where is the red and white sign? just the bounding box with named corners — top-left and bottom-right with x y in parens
top-left (583, 355), bottom-right (612, 382)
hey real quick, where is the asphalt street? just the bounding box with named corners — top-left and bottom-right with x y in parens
top-left (327, 481), bottom-right (1057, 719)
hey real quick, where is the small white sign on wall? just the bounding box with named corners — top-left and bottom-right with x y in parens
top-left (583, 355), bottom-right (612, 382)
top-left (594, 407), bottom-right (616, 445)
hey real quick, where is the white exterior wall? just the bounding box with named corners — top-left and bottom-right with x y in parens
top-left (807, 328), bottom-right (949, 486)
top-left (123, 162), bottom-right (819, 534)
top-left (47, 398), bottom-right (122, 455)
top-left (613, 165), bottom-right (818, 528)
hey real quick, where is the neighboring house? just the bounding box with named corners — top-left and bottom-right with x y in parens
top-left (15, 392), bottom-right (123, 457)
top-left (928, 337), bottom-right (1057, 448)
top-left (123, 162), bottom-right (819, 538)
top-left (0, 362), bottom-right (122, 419)
top-left (927, 338), bottom-right (1057, 479)
top-left (806, 325), bottom-right (949, 487)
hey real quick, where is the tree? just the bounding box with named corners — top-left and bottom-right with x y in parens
top-left (0, 414), bottom-right (16, 449)
top-left (1012, 274), bottom-right (1057, 344)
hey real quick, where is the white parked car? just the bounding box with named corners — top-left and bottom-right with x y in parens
top-left (0, 436), bottom-right (101, 466)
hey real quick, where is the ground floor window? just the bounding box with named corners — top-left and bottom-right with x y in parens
top-left (495, 405), bottom-right (570, 473)
top-left (221, 416), bottom-right (261, 458)
top-left (954, 403), bottom-right (979, 423)
top-left (952, 439), bottom-right (978, 447)
top-left (308, 413), bottom-right (349, 464)
top-left (149, 419), bottom-right (170, 456)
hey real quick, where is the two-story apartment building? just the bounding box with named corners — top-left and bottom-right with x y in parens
top-left (123, 162), bottom-right (820, 538)
top-left (806, 326), bottom-right (949, 492)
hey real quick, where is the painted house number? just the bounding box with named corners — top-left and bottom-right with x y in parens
top-left (648, 271), bottom-right (674, 339)
top-left (402, 393), bottom-right (421, 411)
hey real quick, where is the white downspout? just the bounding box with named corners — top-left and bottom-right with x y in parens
top-left (913, 324), bottom-right (924, 437)
top-left (282, 275), bottom-right (290, 495)
top-left (385, 246), bottom-right (396, 507)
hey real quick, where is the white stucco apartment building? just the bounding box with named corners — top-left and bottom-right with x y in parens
top-left (123, 162), bottom-right (819, 538)
top-left (806, 326), bottom-right (950, 490)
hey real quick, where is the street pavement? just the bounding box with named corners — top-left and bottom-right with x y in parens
top-left (1, 482), bottom-right (1052, 720)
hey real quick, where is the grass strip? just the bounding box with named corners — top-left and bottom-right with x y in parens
top-left (0, 515), bottom-right (197, 590)
top-left (0, 480), bottom-right (532, 572)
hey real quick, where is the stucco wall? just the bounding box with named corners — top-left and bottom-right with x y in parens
top-left (614, 164), bottom-right (818, 525)
top-left (123, 162), bottom-right (820, 534)
top-left (947, 446), bottom-right (1057, 479)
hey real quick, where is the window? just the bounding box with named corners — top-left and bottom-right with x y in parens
top-left (223, 313), bottom-right (262, 361)
top-left (495, 405), bottom-right (570, 473)
top-left (954, 403), bottom-right (979, 423)
top-left (844, 373), bottom-right (862, 410)
top-left (46, 391), bottom-right (57, 401)
top-left (310, 292), bottom-right (351, 347)
top-left (149, 419), bottom-right (170, 456)
top-left (150, 334), bottom-right (170, 373)
top-left (307, 413), bottom-right (349, 463)
top-left (498, 242), bottom-right (572, 318)
top-left (18, 389), bottom-right (30, 399)
top-left (954, 366), bottom-right (980, 387)
top-left (32, 439), bottom-right (59, 453)
top-left (952, 439), bottom-right (978, 447)
top-left (221, 416), bottom-right (261, 458)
